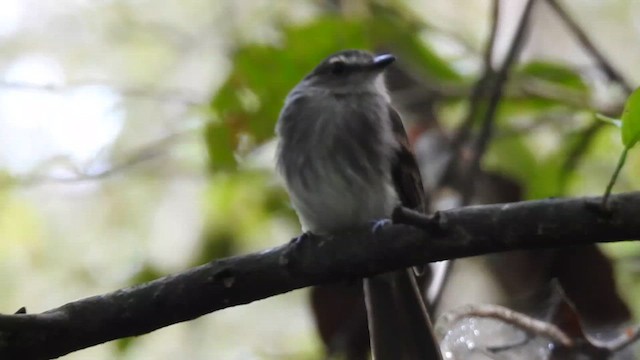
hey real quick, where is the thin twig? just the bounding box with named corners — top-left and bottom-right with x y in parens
top-left (546, 0), bottom-right (634, 94)
top-left (602, 147), bottom-right (628, 209)
top-left (462, 0), bottom-right (538, 202)
top-left (13, 128), bottom-right (200, 186)
top-left (543, 0), bottom-right (633, 198)
top-left (484, 0), bottom-right (501, 70)
top-left (0, 80), bottom-right (205, 106)
top-left (438, 304), bottom-right (573, 347)
top-left (605, 324), bottom-right (640, 352)
top-left (437, 0), bottom-right (501, 187)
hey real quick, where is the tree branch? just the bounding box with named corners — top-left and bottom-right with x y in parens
top-left (0, 80), bottom-right (205, 106)
top-left (439, 0), bottom-right (502, 189)
top-left (546, 0), bottom-right (634, 94)
top-left (449, 0), bottom-right (501, 152)
top-left (437, 304), bottom-right (573, 347)
top-left (2, 192), bottom-right (640, 359)
top-left (14, 128), bottom-right (200, 187)
top-left (462, 0), bottom-right (537, 202)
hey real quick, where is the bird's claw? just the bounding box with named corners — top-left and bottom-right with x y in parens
top-left (291, 232), bottom-right (310, 246)
top-left (371, 219), bottom-right (392, 233)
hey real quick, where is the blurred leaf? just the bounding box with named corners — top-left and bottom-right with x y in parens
top-left (602, 242), bottom-right (640, 259)
top-left (596, 87), bottom-right (640, 202)
top-left (115, 337), bottom-right (136, 353)
top-left (128, 264), bottom-right (165, 285)
top-left (510, 61), bottom-right (589, 112)
top-left (499, 97), bottom-right (566, 117)
top-left (198, 229), bottom-right (238, 264)
top-left (370, 3), bottom-right (462, 82)
top-left (205, 121), bottom-right (239, 171)
top-left (0, 194), bottom-right (42, 257)
top-left (621, 87), bottom-right (640, 148)
top-left (202, 170), bottom-right (294, 253)
top-left (530, 158), bottom-right (564, 199)
top-left (485, 133), bottom-right (574, 199)
top-left (519, 61), bottom-right (587, 91)
top-left (484, 136), bottom-right (538, 197)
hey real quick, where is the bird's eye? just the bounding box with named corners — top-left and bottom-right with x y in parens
top-left (330, 62), bottom-right (346, 75)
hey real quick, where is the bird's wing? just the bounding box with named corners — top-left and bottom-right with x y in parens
top-left (364, 105), bottom-right (441, 360)
top-left (388, 106), bottom-right (429, 213)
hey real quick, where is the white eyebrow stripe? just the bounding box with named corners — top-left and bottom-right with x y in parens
top-left (328, 55), bottom-right (348, 64)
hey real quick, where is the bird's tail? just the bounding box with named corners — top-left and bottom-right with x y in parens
top-left (364, 268), bottom-right (442, 360)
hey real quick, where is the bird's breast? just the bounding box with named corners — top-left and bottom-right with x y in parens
top-left (277, 92), bottom-right (399, 234)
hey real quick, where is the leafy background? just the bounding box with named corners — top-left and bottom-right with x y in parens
top-left (0, 0), bottom-right (639, 358)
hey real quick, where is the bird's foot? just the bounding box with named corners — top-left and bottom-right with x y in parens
top-left (290, 232), bottom-right (311, 246)
top-left (370, 218), bottom-right (392, 233)
top-left (280, 232), bottom-right (312, 267)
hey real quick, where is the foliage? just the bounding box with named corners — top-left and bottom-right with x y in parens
top-left (596, 87), bottom-right (640, 205)
top-left (621, 88), bottom-right (640, 148)
top-left (207, 7), bottom-right (462, 171)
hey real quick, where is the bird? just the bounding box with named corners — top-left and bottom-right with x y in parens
top-left (275, 49), bottom-right (441, 359)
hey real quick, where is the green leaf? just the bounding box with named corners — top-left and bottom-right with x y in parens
top-left (519, 61), bottom-right (588, 91)
top-left (498, 97), bottom-right (567, 117)
top-left (621, 87), bottom-right (640, 148)
top-left (513, 61), bottom-right (589, 110)
top-left (595, 113), bottom-right (622, 127)
top-left (204, 120), bottom-right (238, 171)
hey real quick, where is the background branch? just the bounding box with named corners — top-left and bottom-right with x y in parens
top-left (15, 128), bottom-right (200, 186)
top-left (462, 0), bottom-right (537, 202)
top-left (439, 0), bottom-right (502, 189)
top-left (0, 80), bottom-right (205, 106)
top-left (546, 0), bottom-right (634, 94)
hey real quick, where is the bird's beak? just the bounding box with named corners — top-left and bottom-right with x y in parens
top-left (372, 54), bottom-right (396, 70)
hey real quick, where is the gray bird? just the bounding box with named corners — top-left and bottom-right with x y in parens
top-left (276, 49), bottom-right (441, 359)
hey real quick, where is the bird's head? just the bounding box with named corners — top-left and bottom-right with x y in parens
top-left (301, 49), bottom-right (395, 94)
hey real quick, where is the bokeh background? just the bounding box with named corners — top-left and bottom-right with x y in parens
top-left (1, 0), bottom-right (640, 359)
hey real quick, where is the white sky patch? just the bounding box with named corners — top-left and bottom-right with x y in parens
top-left (0, 55), bottom-right (124, 173)
top-left (0, 0), bottom-right (24, 37)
